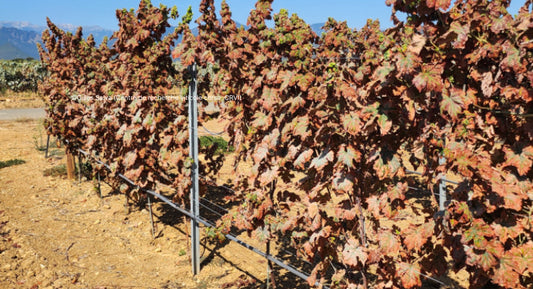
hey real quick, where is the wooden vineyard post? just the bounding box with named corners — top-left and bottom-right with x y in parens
top-left (66, 150), bottom-right (76, 180)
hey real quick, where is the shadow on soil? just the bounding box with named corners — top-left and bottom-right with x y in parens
top-left (151, 183), bottom-right (311, 289)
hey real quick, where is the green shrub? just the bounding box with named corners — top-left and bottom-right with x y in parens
top-left (0, 159), bottom-right (25, 169)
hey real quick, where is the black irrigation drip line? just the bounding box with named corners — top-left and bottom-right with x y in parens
top-left (76, 146), bottom-right (451, 287)
top-left (76, 148), bottom-right (330, 289)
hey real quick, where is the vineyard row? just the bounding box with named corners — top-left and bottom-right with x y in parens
top-left (38, 0), bottom-right (533, 288)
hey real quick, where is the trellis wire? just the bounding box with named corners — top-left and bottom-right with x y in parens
top-left (75, 147), bottom-right (331, 289)
top-left (68, 144), bottom-right (454, 287)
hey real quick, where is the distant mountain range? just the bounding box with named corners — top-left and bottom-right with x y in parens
top-left (0, 20), bottom-right (325, 60)
top-left (0, 21), bottom-right (114, 60)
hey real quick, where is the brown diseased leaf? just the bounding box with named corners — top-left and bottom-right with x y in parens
top-left (396, 262), bottom-right (422, 288)
top-left (403, 221), bottom-right (435, 252)
top-left (343, 238), bottom-right (367, 268)
top-left (379, 231), bottom-right (401, 256)
top-left (413, 65), bottom-right (444, 93)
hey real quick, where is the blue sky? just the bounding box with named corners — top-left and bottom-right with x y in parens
top-left (0, 0), bottom-right (528, 31)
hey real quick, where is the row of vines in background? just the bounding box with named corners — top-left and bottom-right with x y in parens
top-left (38, 1), bottom-right (192, 205)
top-left (0, 58), bottom-right (46, 94)
top-left (39, 0), bottom-right (532, 288)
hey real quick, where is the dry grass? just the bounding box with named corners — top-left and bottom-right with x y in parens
top-left (0, 92), bottom-right (45, 109)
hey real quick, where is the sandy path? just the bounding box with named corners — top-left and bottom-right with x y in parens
top-left (0, 108), bottom-right (45, 121)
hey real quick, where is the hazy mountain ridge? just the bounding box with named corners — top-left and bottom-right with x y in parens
top-left (0, 20), bottom-right (324, 60)
top-left (0, 26), bottom-right (41, 59)
top-left (0, 21), bottom-right (114, 60)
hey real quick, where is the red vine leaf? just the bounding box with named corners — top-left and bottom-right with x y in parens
top-left (337, 145), bottom-right (360, 169)
top-left (448, 21), bottom-right (470, 49)
top-left (253, 226), bottom-right (270, 243)
top-left (504, 146), bottom-right (533, 176)
top-left (426, 0), bottom-right (451, 10)
top-left (396, 262), bottom-right (422, 288)
top-left (294, 149), bottom-right (313, 169)
top-left (412, 65), bottom-right (444, 93)
top-left (123, 151), bottom-right (137, 168)
top-left (259, 166), bottom-right (278, 186)
top-left (343, 238), bottom-right (367, 267)
top-left (403, 221), bottom-right (435, 252)
top-left (466, 248), bottom-right (498, 271)
top-left (379, 231), bottom-right (401, 256)
top-left (252, 111), bottom-right (270, 129)
top-left (310, 150), bottom-right (334, 171)
top-left (253, 145), bottom-right (269, 164)
top-left (508, 242), bottom-right (533, 274)
top-left (333, 173), bottom-right (354, 193)
top-left (396, 52), bottom-right (419, 75)
top-left (341, 113), bottom-right (362, 136)
top-left (440, 89), bottom-right (463, 120)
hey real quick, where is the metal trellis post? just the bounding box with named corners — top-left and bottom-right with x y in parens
top-left (45, 134), bottom-right (50, 158)
top-left (188, 63), bottom-right (201, 275)
top-left (439, 156), bottom-right (447, 210)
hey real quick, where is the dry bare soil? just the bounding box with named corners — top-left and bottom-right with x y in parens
top-left (0, 110), bottom-right (469, 289)
top-left (0, 119), bottom-right (277, 289)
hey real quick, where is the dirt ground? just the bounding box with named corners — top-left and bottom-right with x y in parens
top-left (0, 97), bottom-right (470, 289)
top-left (0, 118), bottom-right (281, 289)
